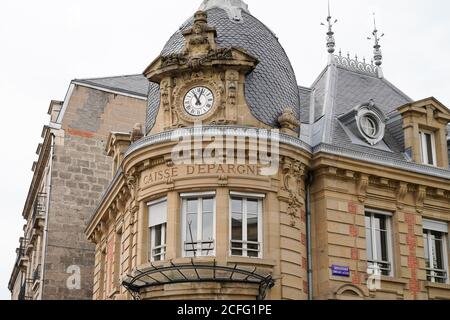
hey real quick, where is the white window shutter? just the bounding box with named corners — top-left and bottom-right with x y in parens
top-left (149, 200), bottom-right (167, 227)
top-left (423, 219), bottom-right (448, 233)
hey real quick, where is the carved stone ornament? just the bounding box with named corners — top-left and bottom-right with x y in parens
top-left (396, 182), bottom-right (408, 209)
top-left (130, 123), bottom-right (144, 143)
top-left (143, 10), bottom-right (258, 129)
top-left (281, 157), bottom-right (306, 226)
top-left (356, 174), bottom-right (369, 203)
top-left (278, 107), bottom-right (300, 133)
top-left (415, 185), bottom-right (426, 213)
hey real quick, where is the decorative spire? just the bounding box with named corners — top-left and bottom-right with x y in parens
top-left (367, 13), bottom-right (384, 67)
top-left (199, 0), bottom-right (250, 21)
top-left (321, 0), bottom-right (338, 54)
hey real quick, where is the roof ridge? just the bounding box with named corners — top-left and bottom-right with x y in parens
top-left (310, 65), bottom-right (330, 88)
top-left (298, 85), bottom-right (312, 92)
top-left (380, 77), bottom-right (414, 103)
top-left (74, 73), bottom-right (145, 82)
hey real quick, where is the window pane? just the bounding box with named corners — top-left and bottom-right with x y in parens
top-left (247, 243), bottom-right (259, 258)
top-left (232, 212), bottom-right (243, 241)
top-left (432, 232), bottom-right (444, 270)
top-left (247, 199), bottom-right (258, 215)
top-left (379, 230), bottom-right (389, 262)
top-left (187, 199), bottom-right (198, 213)
top-left (202, 210), bottom-right (214, 242)
top-left (154, 225), bottom-right (162, 247)
top-left (231, 244), bottom-right (243, 256)
top-left (232, 198), bottom-right (242, 213)
top-left (203, 198), bottom-right (214, 213)
top-left (423, 233), bottom-right (430, 268)
top-left (247, 214), bottom-right (258, 243)
top-left (186, 211), bottom-right (197, 243)
top-left (373, 214), bottom-right (386, 231)
top-left (365, 227), bottom-right (373, 261)
top-left (425, 133), bottom-right (434, 165)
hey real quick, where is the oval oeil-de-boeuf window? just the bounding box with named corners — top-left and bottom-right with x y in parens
top-left (359, 114), bottom-right (380, 139)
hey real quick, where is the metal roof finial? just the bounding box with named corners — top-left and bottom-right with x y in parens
top-left (367, 13), bottom-right (384, 67)
top-left (321, 0), bottom-right (338, 54)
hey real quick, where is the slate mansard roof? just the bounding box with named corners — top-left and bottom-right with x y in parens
top-left (298, 55), bottom-right (420, 165)
top-left (71, 5), bottom-right (449, 173)
top-left (145, 7), bottom-right (300, 133)
top-left (74, 74), bottom-right (150, 98)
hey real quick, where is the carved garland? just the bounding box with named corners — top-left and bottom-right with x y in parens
top-left (282, 157), bottom-right (306, 227)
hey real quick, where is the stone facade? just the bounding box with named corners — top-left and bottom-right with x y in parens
top-left (9, 84), bottom-right (147, 300)
top-left (85, 5), bottom-right (450, 301)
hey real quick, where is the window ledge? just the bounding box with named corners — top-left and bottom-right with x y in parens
top-left (425, 282), bottom-right (450, 290)
top-left (379, 276), bottom-right (409, 285)
top-left (226, 256), bottom-right (276, 268)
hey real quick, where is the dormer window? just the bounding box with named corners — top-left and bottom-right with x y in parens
top-left (360, 113), bottom-right (381, 139)
top-left (398, 97), bottom-right (450, 168)
top-left (338, 101), bottom-right (388, 147)
top-left (354, 102), bottom-right (386, 146)
top-left (419, 130), bottom-right (437, 166)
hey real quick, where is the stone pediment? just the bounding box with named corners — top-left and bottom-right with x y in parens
top-left (398, 97), bottom-right (450, 124)
top-left (144, 47), bottom-right (258, 83)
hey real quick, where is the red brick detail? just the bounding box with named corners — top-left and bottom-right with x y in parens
top-left (352, 272), bottom-right (361, 285)
top-left (348, 202), bottom-right (358, 215)
top-left (301, 233), bottom-right (307, 246)
top-left (303, 281), bottom-right (309, 294)
top-left (405, 212), bottom-right (420, 299)
top-left (302, 257), bottom-right (308, 270)
top-left (300, 210), bottom-right (306, 223)
top-left (68, 128), bottom-right (95, 138)
top-left (349, 225), bottom-right (358, 237)
top-left (351, 248), bottom-right (359, 260)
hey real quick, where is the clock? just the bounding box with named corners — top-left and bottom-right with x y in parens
top-left (183, 86), bottom-right (215, 117)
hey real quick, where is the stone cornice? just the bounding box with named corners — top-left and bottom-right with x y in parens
top-left (22, 126), bottom-right (53, 220)
top-left (314, 143), bottom-right (450, 181)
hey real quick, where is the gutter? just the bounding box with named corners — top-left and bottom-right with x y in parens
top-left (306, 172), bottom-right (314, 300)
top-left (39, 133), bottom-right (55, 300)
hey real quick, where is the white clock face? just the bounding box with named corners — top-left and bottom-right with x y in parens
top-left (183, 87), bottom-right (215, 117)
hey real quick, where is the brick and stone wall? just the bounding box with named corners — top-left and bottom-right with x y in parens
top-left (41, 85), bottom-right (146, 300)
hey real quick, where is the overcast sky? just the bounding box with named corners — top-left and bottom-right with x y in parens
top-left (1, 0), bottom-right (449, 300)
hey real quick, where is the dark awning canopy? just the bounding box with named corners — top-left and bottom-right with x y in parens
top-left (122, 260), bottom-right (275, 300)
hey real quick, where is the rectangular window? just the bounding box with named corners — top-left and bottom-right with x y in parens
top-left (114, 231), bottom-right (123, 287)
top-left (230, 192), bottom-right (264, 258)
top-left (420, 131), bottom-right (437, 166)
top-left (148, 198), bottom-right (167, 262)
top-left (423, 219), bottom-right (449, 284)
top-left (181, 192), bottom-right (216, 257)
top-left (365, 210), bottom-right (394, 277)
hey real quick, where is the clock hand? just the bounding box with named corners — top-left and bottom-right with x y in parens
top-left (197, 88), bottom-right (205, 106)
top-left (192, 91), bottom-right (201, 106)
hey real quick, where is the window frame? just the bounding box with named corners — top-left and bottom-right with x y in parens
top-left (419, 130), bottom-right (437, 166)
top-left (181, 192), bottom-right (216, 258)
top-left (229, 192), bottom-right (265, 259)
top-left (364, 209), bottom-right (394, 277)
top-left (148, 197), bottom-right (168, 262)
top-left (423, 219), bottom-right (449, 284)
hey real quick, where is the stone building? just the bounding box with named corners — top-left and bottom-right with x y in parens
top-left (84, 0), bottom-right (450, 300)
top-left (8, 76), bottom-right (148, 300)
top-left (11, 0), bottom-right (450, 301)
